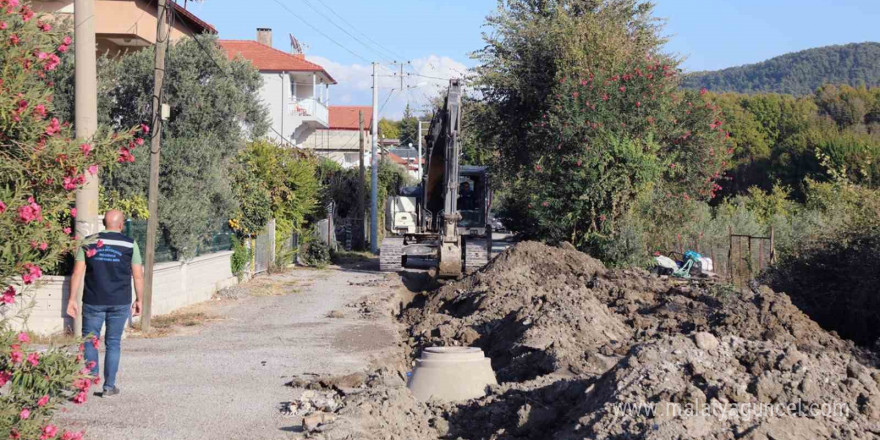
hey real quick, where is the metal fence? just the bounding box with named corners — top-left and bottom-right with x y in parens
top-left (252, 219), bottom-right (275, 274)
top-left (124, 219), bottom-right (233, 263)
top-left (663, 227), bottom-right (775, 290)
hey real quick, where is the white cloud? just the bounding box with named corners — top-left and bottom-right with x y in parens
top-left (307, 54), bottom-right (469, 120)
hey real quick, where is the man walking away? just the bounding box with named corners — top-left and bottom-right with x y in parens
top-left (67, 210), bottom-right (144, 397)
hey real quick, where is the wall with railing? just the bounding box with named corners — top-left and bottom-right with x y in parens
top-left (7, 221), bottom-right (238, 335)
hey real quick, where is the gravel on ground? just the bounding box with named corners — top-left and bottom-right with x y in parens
top-left (56, 265), bottom-right (401, 440)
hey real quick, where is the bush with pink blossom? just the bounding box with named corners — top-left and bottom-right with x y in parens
top-left (0, 1), bottom-right (142, 437)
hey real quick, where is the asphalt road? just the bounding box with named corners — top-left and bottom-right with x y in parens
top-left (56, 266), bottom-right (398, 440)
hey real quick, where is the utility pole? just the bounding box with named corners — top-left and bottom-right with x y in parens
top-left (370, 62), bottom-right (379, 254)
top-left (142, 0), bottom-right (170, 332)
top-left (356, 110), bottom-right (366, 251)
top-left (417, 121), bottom-right (423, 182)
top-left (72, 0), bottom-right (98, 338)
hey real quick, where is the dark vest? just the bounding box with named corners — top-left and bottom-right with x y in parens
top-left (82, 231), bottom-right (134, 306)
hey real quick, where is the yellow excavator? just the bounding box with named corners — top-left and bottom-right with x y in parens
top-left (380, 79), bottom-right (492, 277)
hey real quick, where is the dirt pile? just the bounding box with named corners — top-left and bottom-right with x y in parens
top-left (398, 241), bottom-right (880, 439)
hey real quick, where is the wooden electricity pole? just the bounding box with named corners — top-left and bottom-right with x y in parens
top-left (142, 0), bottom-right (170, 332)
top-left (356, 110), bottom-right (366, 250)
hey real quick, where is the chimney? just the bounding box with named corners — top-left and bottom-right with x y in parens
top-left (256, 28), bottom-right (272, 47)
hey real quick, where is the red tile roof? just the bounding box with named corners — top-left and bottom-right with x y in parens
top-left (217, 40), bottom-right (336, 83)
top-left (328, 106), bottom-right (373, 131)
top-left (172, 3), bottom-right (216, 34)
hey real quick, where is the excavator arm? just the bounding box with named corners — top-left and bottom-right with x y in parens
top-left (423, 79), bottom-right (464, 276)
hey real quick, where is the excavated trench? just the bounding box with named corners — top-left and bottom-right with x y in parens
top-left (293, 241), bottom-right (880, 440)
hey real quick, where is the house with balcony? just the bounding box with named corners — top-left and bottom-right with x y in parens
top-left (219, 29), bottom-right (335, 146)
top-left (303, 106), bottom-right (374, 168)
top-left (33, 0), bottom-right (216, 56)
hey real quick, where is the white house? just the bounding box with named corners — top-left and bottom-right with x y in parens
top-left (303, 106), bottom-right (374, 168)
top-left (220, 29), bottom-right (335, 146)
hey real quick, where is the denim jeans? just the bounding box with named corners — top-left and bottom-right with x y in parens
top-left (82, 303), bottom-right (130, 390)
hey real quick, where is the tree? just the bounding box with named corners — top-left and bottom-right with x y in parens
top-left (54, 35), bottom-right (269, 259)
top-left (378, 117), bottom-right (400, 140)
top-left (231, 140), bottom-right (321, 259)
top-left (1, 3), bottom-right (141, 436)
top-left (475, 0), bottom-right (731, 257)
top-left (398, 104), bottom-right (419, 147)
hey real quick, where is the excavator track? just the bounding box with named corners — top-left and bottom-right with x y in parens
top-left (379, 237), bottom-right (405, 272)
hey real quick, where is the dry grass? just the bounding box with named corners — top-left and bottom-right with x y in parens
top-left (248, 278), bottom-right (300, 297)
top-left (129, 310), bottom-right (217, 338)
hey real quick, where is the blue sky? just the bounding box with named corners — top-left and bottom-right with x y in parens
top-left (186, 0), bottom-right (880, 118)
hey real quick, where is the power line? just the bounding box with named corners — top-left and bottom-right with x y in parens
top-left (269, 0), bottom-right (372, 64)
top-left (314, 0), bottom-right (408, 62)
top-left (296, 0), bottom-right (396, 64)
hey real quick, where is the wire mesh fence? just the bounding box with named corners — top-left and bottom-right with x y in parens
top-left (124, 219), bottom-right (234, 264)
top-left (661, 227), bottom-right (775, 290)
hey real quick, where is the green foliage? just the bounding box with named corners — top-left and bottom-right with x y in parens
top-left (398, 104), bottom-right (419, 147)
top-left (53, 35), bottom-right (269, 260)
top-left (711, 85), bottom-right (880, 198)
top-left (0, 3), bottom-right (120, 436)
top-left (681, 42), bottom-right (880, 95)
top-left (300, 237), bottom-right (330, 267)
top-left (481, 0), bottom-right (731, 252)
top-left (229, 235), bottom-right (251, 280)
top-left (378, 118), bottom-right (400, 140)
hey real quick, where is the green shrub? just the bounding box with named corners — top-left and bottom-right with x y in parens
top-left (301, 240), bottom-right (330, 268)
top-left (230, 235), bottom-right (251, 280)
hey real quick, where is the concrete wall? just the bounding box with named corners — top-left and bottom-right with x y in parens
top-left (7, 251), bottom-right (237, 335)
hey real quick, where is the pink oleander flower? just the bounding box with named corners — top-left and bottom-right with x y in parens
top-left (17, 332), bottom-right (29, 343)
top-left (34, 103), bottom-right (47, 118)
top-left (2, 286), bottom-right (15, 304)
top-left (40, 424), bottom-right (58, 440)
top-left (85, 248), bottom-right (97, 258)
top-left (70, 207), bottom-right (77, 217)
top-left (62, 35), bottom-right (71, 45)
top-left (39, 242), bottom-right (48, 251)
top-left (38, 21), bottom-right (51, 32)
top-left (0, 200), bottom-right (6, 213)
top-left (72, 391), bottom-right (87, 404)
top-left (44, 53), bottom-right (61, 71)
top-left (0, 22), bottom-right (6, 30)
top-left (20, 6), bottom-right (34, 22)
top-left (140, 123), bottom-right (150, 134)
top-left (80, 143), bottom-right (92, 156)
top-left (96, 240), bottom-right (104, 248)
top-left (88, 164), bottom-right (99, 175)
top-left (90, 337), bottom-right (99, 349)
top-left (58, 43), bottom-right (69, 53)
top-left (19, 408), bottom-right (29, 419)
top-left (9, 34), bottom-right (20, 45)
top-left (63, 227), bottom-right (72, 235)
top-left (45, 117), bottom-right (60, 136)
top-left (61, 431), bottom-right (84, 440)
top-left (21, 263), bottom-right (43, 284)
top-left (37, 395), bottom-right (49, 407)
top-left (18, 197), bottom-right (43, 223)
top-left (27, 352), bottom-right (40, 366)
top-left (0, 371), bottom-right (11, 386)
top-left (36, 51), bottom-right (48, 60)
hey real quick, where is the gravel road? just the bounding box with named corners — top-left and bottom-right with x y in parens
top-left (57, 266), bottom-right (400, 440)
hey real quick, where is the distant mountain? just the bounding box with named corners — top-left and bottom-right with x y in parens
top-left (681, 42), bottom-right (880, 95)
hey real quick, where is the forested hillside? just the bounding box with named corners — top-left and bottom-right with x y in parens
top-left (681, 42), bottom-right (880, 95)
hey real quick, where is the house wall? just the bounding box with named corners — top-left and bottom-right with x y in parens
top-left (260, 71), bottom-right (291, 144)
top-left (7, 251), bottom-right (237, 335)
top-left (303, 129), bottom-right (371, 168)
top-left (34, 0), bottom-right (199, 49)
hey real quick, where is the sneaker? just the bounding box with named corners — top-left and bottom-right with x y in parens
top-left (102, 387), bottom-right (120, 397)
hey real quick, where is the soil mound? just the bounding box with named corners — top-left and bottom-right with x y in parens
top-left (401, 241), bottom-right (880, 439)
